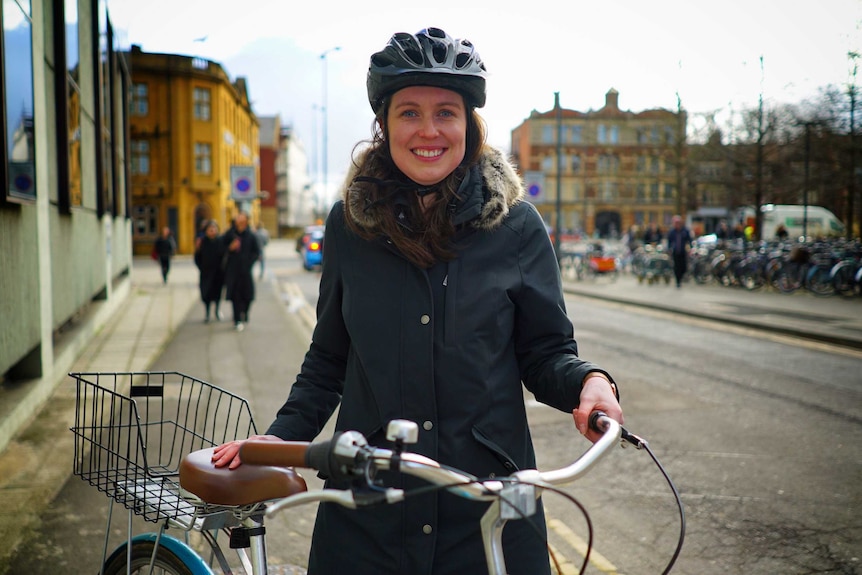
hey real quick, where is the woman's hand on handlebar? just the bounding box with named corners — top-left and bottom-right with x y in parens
top-left (211, 435), bottom-right (283, 470)
top-left (574, 375), bottom-right (624, 443)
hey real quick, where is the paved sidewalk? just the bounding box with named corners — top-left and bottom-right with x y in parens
top-left (0, 240), bottom-right (317, 574)
top-left (0, 254), bottom-right (201, 573)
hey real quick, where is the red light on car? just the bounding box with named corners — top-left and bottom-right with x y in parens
top-left (309, 241), bottom-right (321, 251)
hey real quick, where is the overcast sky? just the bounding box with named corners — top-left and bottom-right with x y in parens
top-left (108, 0), bottom-right (861, 198)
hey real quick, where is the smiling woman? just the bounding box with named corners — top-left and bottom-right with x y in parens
top-left (212, 26), bottom-right (623, 575)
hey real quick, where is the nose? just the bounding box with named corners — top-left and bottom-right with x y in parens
top-left (417, 116), bottom-right (439, 138)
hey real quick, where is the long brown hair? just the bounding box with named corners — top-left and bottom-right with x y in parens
top-left (345, 97), bottom-right (488, 268)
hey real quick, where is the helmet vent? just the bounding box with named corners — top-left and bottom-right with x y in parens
top-left (393, 32), bottom-right (424, 66)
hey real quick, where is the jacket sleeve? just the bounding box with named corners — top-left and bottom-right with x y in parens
top-left (266, 205), bottom-right (348, 440)
top-left (514, 204), bottom-right (615, 412)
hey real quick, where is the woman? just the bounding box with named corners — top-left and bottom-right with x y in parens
top-left (221, 211), bottom-right (260, 331)
top-left (213, 27), bottom-right (623, 574)
top-left (193, 219), bottom-right (225, 322)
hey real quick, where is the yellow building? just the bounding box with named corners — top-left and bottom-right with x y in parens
top-left (128, 46), bottom-right (260, 255)
top-left (511, 88), bottom-right (686, 238)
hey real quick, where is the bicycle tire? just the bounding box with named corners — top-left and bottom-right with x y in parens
top-left (831, 261), bottom-right (859, 297)
top-left (805, 264), bottom-right (835, 297)
top-left (102, 540), bottom-right (198, 575)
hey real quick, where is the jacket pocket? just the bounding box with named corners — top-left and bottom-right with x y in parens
top-left (472, 426), bottom-right (519, 474)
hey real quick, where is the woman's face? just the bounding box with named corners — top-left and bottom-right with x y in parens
top-left (385, 86), bottom-right (467, 186)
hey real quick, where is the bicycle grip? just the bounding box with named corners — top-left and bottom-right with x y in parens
top-left (588, 410), bottom-right (611, 433)
top-left (240, 440), bottom-right (309, 468)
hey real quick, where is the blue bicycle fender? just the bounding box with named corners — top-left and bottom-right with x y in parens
top-left (113, 532), bottom-right (216, 575)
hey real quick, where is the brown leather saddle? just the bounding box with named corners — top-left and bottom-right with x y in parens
top-left (179, 447), bottom-right (307, 506)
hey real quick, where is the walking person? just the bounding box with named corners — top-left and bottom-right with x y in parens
top-left (194, 220), bottom-right (226, 323)
top-left (212, 27), bottom-right (623, 574)
top-left (221, 212), bottom-right (260, 331)
top-left (667, 214), bottom-right (693, 288)
top-left (152, 226), bottom-right (176, 284)
top-left (254, 222), bottom-right (270, 280)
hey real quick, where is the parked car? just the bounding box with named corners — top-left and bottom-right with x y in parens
top-left (300, 227), bottom-right (324, 270)
top-left (296, 224), bottom-right (325, 253)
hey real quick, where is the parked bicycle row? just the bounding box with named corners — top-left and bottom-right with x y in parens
top-left (628, 238), bottom-right (862, 298)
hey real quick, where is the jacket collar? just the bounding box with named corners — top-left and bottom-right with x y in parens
top-left (343, 145), bottom-right (524, 232)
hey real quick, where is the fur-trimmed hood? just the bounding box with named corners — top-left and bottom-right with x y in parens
top-left (342, 145), bottom-right (524, 232)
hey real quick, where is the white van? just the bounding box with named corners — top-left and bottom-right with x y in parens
top-left (759, 204), bottom-right (844, 240)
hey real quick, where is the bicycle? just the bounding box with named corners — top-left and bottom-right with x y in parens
top-left (70, 371), bottom-right (308, 575)
top-left (72, 371), bottom-right (685, 575)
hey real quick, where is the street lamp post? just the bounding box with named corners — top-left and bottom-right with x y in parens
top-left (320, 46), bottom-right (341, 218)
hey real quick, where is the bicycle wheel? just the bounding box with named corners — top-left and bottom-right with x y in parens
top-left (775, 262), bottom-right (802, 294)
top-left (102, 540), bottom-right (197, 575)
top-left (806, 264), bottom-right (835, 297)
top-left (831, 261), bottom-right (858, 297)
top-left (738, 260), bottom-right (764, 291)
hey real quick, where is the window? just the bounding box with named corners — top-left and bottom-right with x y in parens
top-left (569, 125), bottom-right (582, 143)
top-left (665, 127), bottom-right (676, 145)
top-left (131, 140), bottom-right (150, 174)
top-left (636, 185), bottom-right (646, 203)
top-left (131, 83), bottom-right (148, 116)
top-left (597, 154), bottom-right (619, 174)
top-left (195, 142), bottom-right (212, 174)
top-left (650, 157), bottom-right (659, 175)
top-left (541, 156), bottom-right (553, 172)
top-left (570, 154), bottom-right (581, 173)
top-left (664, 183), bottom-right (675, 202)
top-left (93, 0), bottom-right (114, 216)
top-left (609, 125), bottom-right (619, 144)
top-left (2, 0), bottom-right (36, 202)
top-left (132, 204), bottom-right (158, 237)
top-left (194, 87), bottom-right (211, 121)
top-left (650, 183), bottom-right (659, 202)
top-left (597, 124), bottom-right (607, 143)
top-left (636, 156), bottom-right (646, 173)
top-left (64, 0), bottom-right (82, 209)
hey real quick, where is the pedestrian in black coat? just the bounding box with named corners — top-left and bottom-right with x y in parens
top-left (193, 220), bottom-right (225, 322)
top-left (666, 214), bottom-right (693, 288)
top-left (213, 27), bottom-right (623, 574)
top-left (221, 212), bottom-right (260, 331)
top-left (152, 227), bottom-right (176, 284)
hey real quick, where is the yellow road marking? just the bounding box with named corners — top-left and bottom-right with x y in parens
top-left (547, 517), bottom-right (622, 574)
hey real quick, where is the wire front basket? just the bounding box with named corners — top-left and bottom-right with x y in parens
top-left (70, 372), bottom-right (257, 524)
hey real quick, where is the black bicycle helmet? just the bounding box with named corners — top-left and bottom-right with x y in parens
top-left (367, 27), bottom-right (488, 114)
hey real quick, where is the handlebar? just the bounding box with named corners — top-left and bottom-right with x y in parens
top-left (240, 412), bottom-right (621, 510)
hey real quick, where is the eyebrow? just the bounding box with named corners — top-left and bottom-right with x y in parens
top-left (392, 99), bottom-right (464, 110)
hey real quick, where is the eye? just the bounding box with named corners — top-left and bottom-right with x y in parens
top-left (438, 107), bottom-right (462, 119)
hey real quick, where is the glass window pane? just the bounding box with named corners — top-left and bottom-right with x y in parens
top-left (3, 0), bottom-right (36, 200)
top-left (66, 0), bottom-right (82, 206)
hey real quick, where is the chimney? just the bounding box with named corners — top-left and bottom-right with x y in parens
top-left (605, 88), bottom-right (619, 110)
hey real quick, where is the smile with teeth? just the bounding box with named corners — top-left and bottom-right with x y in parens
top-left (413, 148), bottom-right (444, 158)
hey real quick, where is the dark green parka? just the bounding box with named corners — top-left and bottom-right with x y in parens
top-left (267, 146), bottom-right (613, 575)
